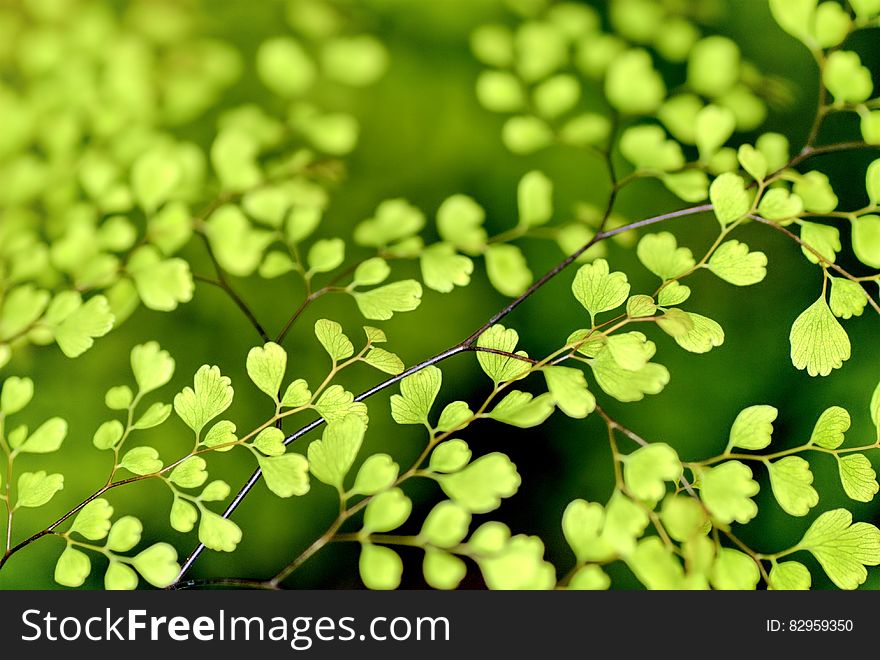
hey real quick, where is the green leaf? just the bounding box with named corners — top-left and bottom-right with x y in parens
top-left (257, 453), bottom-right (310, 498)
top-left (363, 348), bottom-right (404, 375)
top-left (669, 312), bottom-right (725, 354)
top-left (432, 402), bottom-right (471, 434)
top-left (198, 510), bottom-right (243, 552)
top-left (1, 377), bottom-right (33, 415)
top-left (242, 186), bottom-right (292, 227)
top-left (571, 258), bottom-right (630, 320)
top-left (253, 427), bottom-right (285, 457)
top-left (174, 365), bottom-right (234, 435)
top-left (353, 258), bottom-right (391, 287)
top-left (438, 453), bottom-right (520, 513)
top-left (662, 171), bottom-right (709, 202)
top-left (314, 385), bottom-right (368, 424)
top-left (246, 342), bottom-right (287, 401)
top-left (656, 307), bottom-right (693, 338)
top-left (628, 537), bottom-right (686, 590)
top-left (626, 295), bottom-right (657, 318)
top-left (131, 148), bottom-right (181, 214)
top-left (17, 471), bottom-right (64, 508)
top-left (769, 0), bottom-right (818, 44)
top-left (363, 487), bottom-right (412, 533)
top-left (93, 420), bottom-right (124, 450)
top-left (476, 70), bottom-right (525, 112)
top-left (170, 498), bottom-right (197, 533)
top-left (423, 550), bottom-right (467, 590)
top-left (589, 345), bottom-right (670, 403)
top-left (307, 238), bottom-right (345, 275)
top-left (660, 495), bottom-right (708, 542)
top-left (737, 144), bottom-right (768, 181)
top-left (352, 280), bottom-right (423, 320)
top-left (700, 461), bottom-right (760, 524)
top-left (128, 248), bottom-right (194, 312)
top-left (814, 1), bottom-right (851, 47)
top-left (637, 232), bottom-right (695, 279)
top-left (709, 173), bottom-right (751, 226)
top-left (105, 386), bottom-right (133, 410)
top-left (390, 365), bottom-right (441, 426)
top-left (568, 565), bottom-right (611, 590)
top-left (799, 221), bottom-right (840, 264)
top-left (351, 454), bottom-right (399, 495)
top-left (169, 457), bottom-right (208, 490)
top-left (829, 278), bottom-right (867, 319)
top-left (727, 404), bottom-right (778, 451)
top-left (810, 406), bottom-right (850, 449)
top-left (823, 51), bottom-right (873, 103)
top-left (604, 49), bottom-right (665, 114)
top-left (657, 281), bottom-right (691, 306)
top-left (623, 443), bottom-right (682, 503)
top-left (768, 456), bottom-right (819, 516)
top-left (687, 35), bottom-right (741, 97)
top-left (314, 319), bottom-right (353, 363)
top-left (789, 297), bottom-right (851, 376)
top-left (55, 546), bottom-right (91, 588)
top-left (758, 188), bottom-right (804, 222)
top-left (533, 74), bottom-right (580, 118)
top-left (105, 562), bottom-right (138, 591)
top-left (429, 440), bottom-right (472, 473)
top-left (322, 35), bottom-right (388, 86)
top-left (132, 543), bottom-right (180, 588)
top-left (281, 379), bottom-right (311, 408)
top-left (559, 113), bottom-right (612, 148)
top-left (130, 342), bottom-right (175, 395)
top-left (518, 171), bottom-right (553, 227)
top-left (620, 125), bottom-right (685, 172)
top-left (851, 0), bottom-right (880, 18)
top-left (793, 171), bottom-right (838, 214)
top-left (769, 561), bottom-right (811, 590)
top-left (562, 499), bottom-right (610, 562)
top-left (308, 414), bottom-right (366, 488)
top-left (872, 381), bottom-right (880, 437)
top-left (202, 420), bottom-right (238, 452)
top-left (867, 160), bottom-right (880, 205)
top-left (695, 105), bottom-right (736, 161)
top-left (201, 480), bottom-right (231, 502)
top-left (205, 205), bottom-right (273, 276)
top-left (838, 454), bottom-right (879, 502)
top-left (148, 202), bottom-right (193, 255)
top-left (70, 499), bottom-right (113, 540)
top-left (133, 402), bottom-right (172, 430)
top-left (543, 366), bottom-right (596, 418)
top-left (710, 548), bottom-right (760, 590)
top-left (107, 516), bottom-right (143, 553)
top-left (354, 199), bottom-right (425, 248)
top-left (476, 325), bottom-right (530, 385)
top-left (487, 391), bottom-right (555, 428)
top-left (798, 509), bottom-right (880, 589)
top-left (471, 24), bottom-right (514, 67)
top-left (54, 295), bottom-right (114, 358)
top-left (17, 417), bottom-right (67, 454)
top-left (359, 544), bottom-right (403, 590)
top-left (478, 534), bottom-right (556, 590)
top-left (119, 447), bottom-right (163, 475)
top-left (436, 195), bottom-right (488, 255)
top-left (852, 215), bottom-right (880, 268)
top-left (420, 243), bottom-right (473, 293)
top-left (485, 244), bottom-right (533, 297)
top-left (256, 37), bottom-right (315, 97)
top-left (707, 240), bottom-right (768, 286)
top-left (421, 501), bottom-right (471, 548)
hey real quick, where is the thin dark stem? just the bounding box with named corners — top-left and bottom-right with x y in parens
top-left (196, 233), bottom-right (270, 343)
top-left (171, 577), bottom-right (278, 590)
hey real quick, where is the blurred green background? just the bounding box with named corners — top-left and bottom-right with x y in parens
top-left (1, 0), bottom-right (878, 589)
